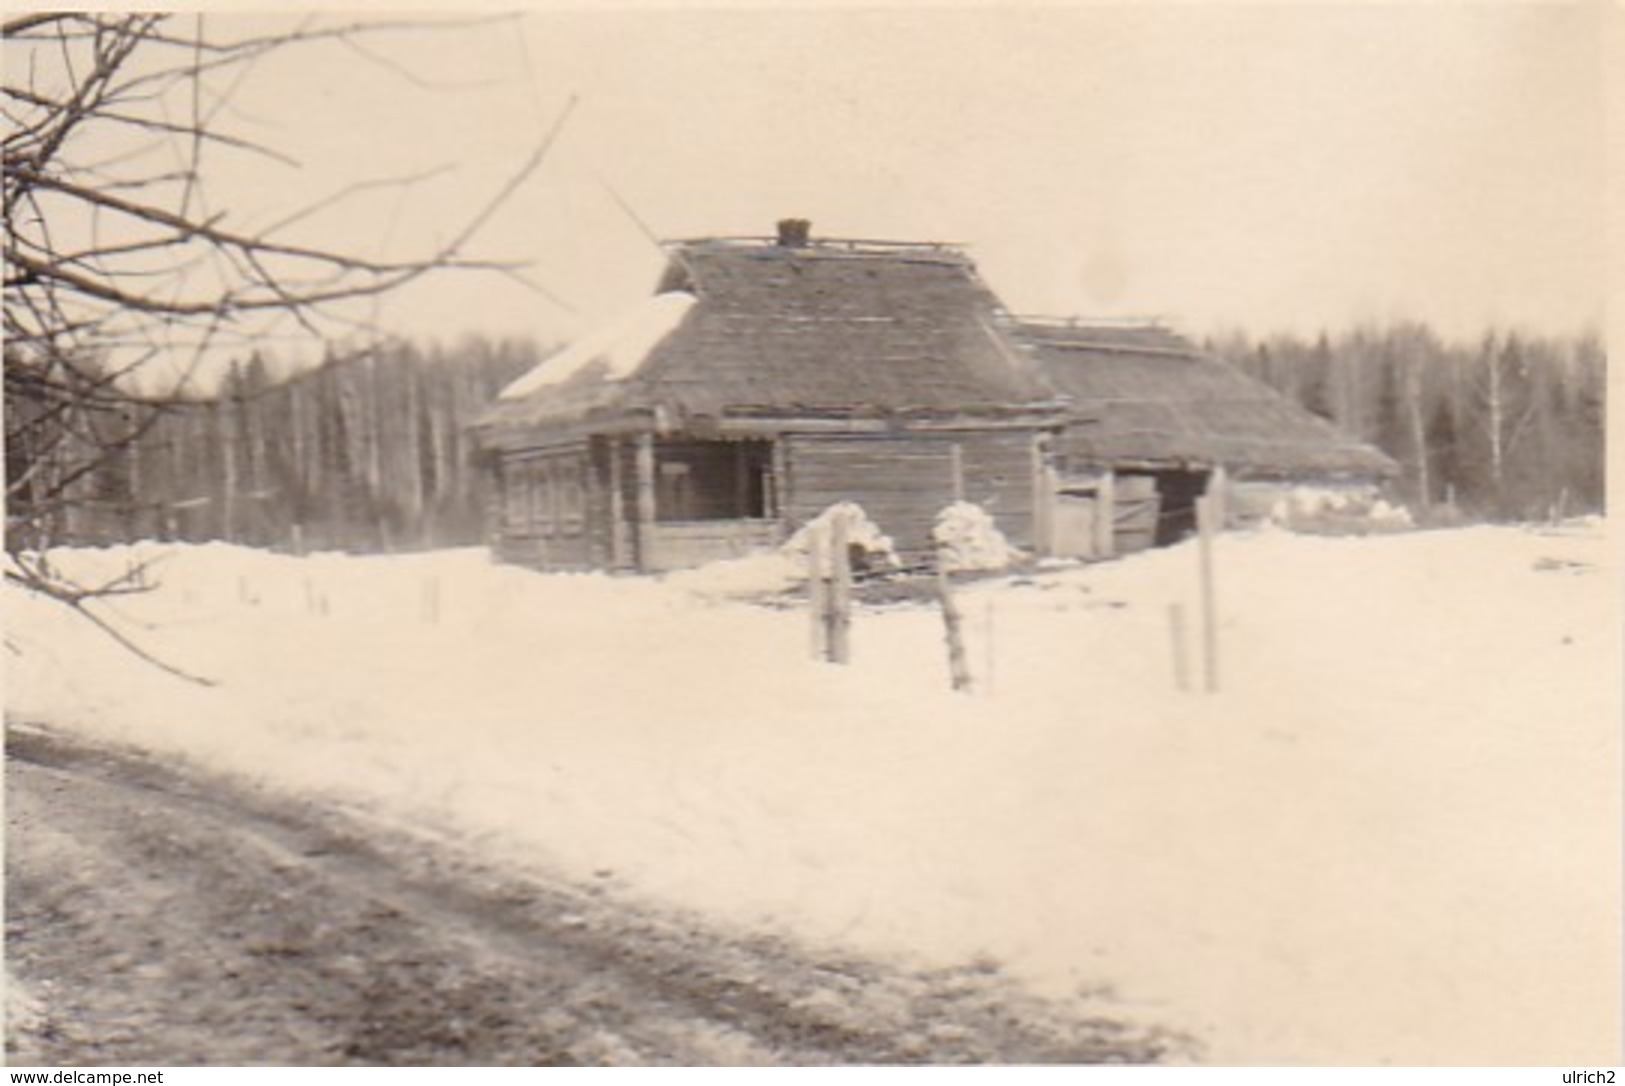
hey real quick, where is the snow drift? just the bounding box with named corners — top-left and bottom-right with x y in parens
top-left (5, 522), bottom-right (1618, 1064)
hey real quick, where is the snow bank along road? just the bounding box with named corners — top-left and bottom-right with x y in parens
top-left (5, 726), bottom-right (1187, 1066)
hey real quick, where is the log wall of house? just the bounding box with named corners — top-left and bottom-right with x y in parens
top-left (491, 443), bottom-right (602, 569)
top-left (783, 430), bottom-right (1038, 555)
top-left (639, 520), bottom-right (784, 572)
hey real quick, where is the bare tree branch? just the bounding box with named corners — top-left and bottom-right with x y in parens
top-left (5, 12), bottom-right (571, 676)
top-left (4, 565), bottom-right (217, 686)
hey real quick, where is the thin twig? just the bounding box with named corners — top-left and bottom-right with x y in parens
top-left (3, 568), bottom-right (216, 686)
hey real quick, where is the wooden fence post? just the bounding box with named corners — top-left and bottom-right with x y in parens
top-left (984, 597), bottom-right (996, 695)
top-left (935, 551), bottom-right (973, 693)
top-left (1208, 464), bottom-right (1229, 533)
top-left (807, 523), bottom-right (828, 660)
top-left (1167, 602), bottom-right (1191, 692)
top-left (1197, 494), bottom-right (1219, 693)
top-left (828, 513), bottom-right (852, 664)
top-left (423, 575), bottom-right (441, 625)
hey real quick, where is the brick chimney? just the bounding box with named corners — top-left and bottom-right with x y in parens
top-left (776, 218), bottom-right (811, 248)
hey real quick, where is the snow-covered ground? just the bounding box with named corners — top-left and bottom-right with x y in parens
top-left (6, 522), bottom-right (1619, 1065)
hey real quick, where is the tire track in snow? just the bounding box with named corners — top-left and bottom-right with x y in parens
top-left (6, 725), bottom-right (1187, 1065)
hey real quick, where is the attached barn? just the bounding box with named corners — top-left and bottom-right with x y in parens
top-left (1012, 320), bottom-right (1397, 557)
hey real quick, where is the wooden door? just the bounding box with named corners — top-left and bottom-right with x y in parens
top-left (1051, 489), bottom-right (1099, 559)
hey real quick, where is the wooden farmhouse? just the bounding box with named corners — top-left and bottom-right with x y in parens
top-left (472, 221), bottom-right (1394, 572)
top-left (471, 221), bottom-right (1066, 571)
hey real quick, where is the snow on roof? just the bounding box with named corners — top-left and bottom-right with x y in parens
top-left (498, 292), bottom-right (696, 401)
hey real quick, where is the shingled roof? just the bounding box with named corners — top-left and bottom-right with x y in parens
top-left (1013, 320), bottom-right (1397, 479)
top-left (475, 236), bottom-right (1060, 442)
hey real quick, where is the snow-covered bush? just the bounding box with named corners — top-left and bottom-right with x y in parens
top-left (1367, 499), bottom-right (1414, 528)
top-left (782, 502), bottom-right (901, 574)
top-left (1268, 485), bottom-right (1413, 534)
top-left (932, 501), bottom-right (1022, 572)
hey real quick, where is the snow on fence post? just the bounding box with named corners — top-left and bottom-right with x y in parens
top-left (934, 548), bottom-right (973, 693)
top-left (1168, 602), bottom-right (1191, 692)
top-left (828, 512), bottom-right (852, 664)
top-left (1197, 494), bottom-right (1219, 693)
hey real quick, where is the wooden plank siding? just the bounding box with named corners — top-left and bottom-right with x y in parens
top-left (783, 431), bottom-right (1038, 556)
top-left (491, 444), bottom-right (598, 569)
top-left (494, 429), bottom-right (1047, 570)
top-left (639, 520), bottom-right (784, 572)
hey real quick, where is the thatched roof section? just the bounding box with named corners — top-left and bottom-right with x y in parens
top-left (1016, 321), bottom-right (1397, 479)
top-left (476, 238), bottom-right (1058, 441)
top-left (476, 231), bottom-right (1396, 481)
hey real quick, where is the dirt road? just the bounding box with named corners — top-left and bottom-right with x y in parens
top-left (5, 725), bottom-right (1185, 1066)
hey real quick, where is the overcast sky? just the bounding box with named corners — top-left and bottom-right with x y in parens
top-left (135, 5), bottom-right (1612, 355)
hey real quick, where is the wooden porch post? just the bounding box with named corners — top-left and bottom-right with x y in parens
top-left (1095, 469), bottom-right (1116, 559)
top-left (635, 432), bottom-right (656, 571)
top-left (770, 438), bottom-right (789, 523)
top-left (608, 438), bottom-right (628, 569)
top-left (1030, 433), bottom-right (1052, 557)
top-left (733, 440), bottom-right (750, 517)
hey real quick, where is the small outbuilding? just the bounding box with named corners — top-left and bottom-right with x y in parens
top-left (1011, 320), bottom-right (1398, 557)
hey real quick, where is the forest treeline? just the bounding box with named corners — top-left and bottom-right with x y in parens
top-left (9, 322), bottom-right (1605, 555)
top-left (17, 337), bottom-right (540, 552)
top-left (1206, 323), bottom-right (1605, 521)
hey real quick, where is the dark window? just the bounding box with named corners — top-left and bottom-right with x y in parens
top-left (653, 440), bottom-right (773, 522)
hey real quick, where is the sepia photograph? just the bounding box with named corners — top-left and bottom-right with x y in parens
top-left (4, 3), bottom-right (1618, 1070)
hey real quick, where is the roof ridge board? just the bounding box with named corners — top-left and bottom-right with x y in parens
top-left (1033, 340), bottom-right (1197, 358)
top-left (668, 237), bottom-right (970, 260)
top-left (1066, 395), bottom-right (1306, 406)
top-left (1009, 314), bottom-right (1172, 329)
